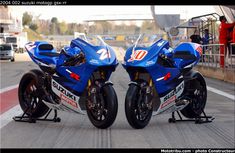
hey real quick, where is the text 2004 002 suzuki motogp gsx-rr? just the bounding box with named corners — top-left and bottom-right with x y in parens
top-left (123, 34), bottom-right (207, 129)
top-left (18, 36), bottom-right (118, 129)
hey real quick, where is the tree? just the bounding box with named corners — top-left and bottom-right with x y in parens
top-left (29, 23), bottom-right (38, 31)
top-left (141, 21), bottom-right (158, 34)
top-left (59, 21), bottom-right (68, 35)
top-left (22, 12), bottom-right (33, 26)
top-left (50, 17), bottom-right (59, 35)
top-left (51, 17), bottom-right (58, 24)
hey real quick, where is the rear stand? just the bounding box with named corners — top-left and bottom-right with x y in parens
top-left (168, 110), bottom-right (215, 124)
top-left (13, 107), bottom-right (61, 123)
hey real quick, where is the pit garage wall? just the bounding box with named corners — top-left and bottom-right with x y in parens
top-left (195, 65), bottom-right (235, 84)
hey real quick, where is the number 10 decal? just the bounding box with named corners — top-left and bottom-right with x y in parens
top-left (128, 50), bottom-right (148, 62)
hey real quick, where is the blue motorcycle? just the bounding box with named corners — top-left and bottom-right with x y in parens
top-left (18, 36), bottom-right (119, 129)
top-left (123, 34), bottom-right (207, 129)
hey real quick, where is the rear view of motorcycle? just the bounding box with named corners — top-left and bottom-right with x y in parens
top-left (122, 34), bottom-right (214, 129)
top-left (14, 35), bottom-right (119, 129)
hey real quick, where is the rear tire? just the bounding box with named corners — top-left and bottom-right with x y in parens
top-left (180, 74), bottom-right (207, 118)
top-left (86, 84), bottom-right (118, 129)
top-left (18, 70), bottom-right (49, 118)
top-left (125, 84), bottom-right (153, 129)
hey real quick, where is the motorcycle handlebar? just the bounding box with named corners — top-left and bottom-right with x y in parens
top-left (62, 52), bottom-right (85, 66)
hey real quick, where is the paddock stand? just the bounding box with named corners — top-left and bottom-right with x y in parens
top-left (168, 110), bottom-right (215, 124)
top-left (13, 107), bottom-right (61, 123)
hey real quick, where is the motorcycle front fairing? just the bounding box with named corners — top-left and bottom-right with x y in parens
top-left (55, 37), bottom-right (119, 94)
top-left (123, 38), bottom-right (182, 97)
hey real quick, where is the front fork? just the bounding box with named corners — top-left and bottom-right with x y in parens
top-left (131, 76), bottom-right (154, 110)
top-left (86, 79), bottom-right (112, 114)
top-left (142, 79), bottom-right (153, 110)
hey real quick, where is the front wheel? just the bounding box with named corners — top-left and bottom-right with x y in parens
top-left (125, 84), bottom-right (153, 129)
top-left (86, 84), bottom-right (118, 129)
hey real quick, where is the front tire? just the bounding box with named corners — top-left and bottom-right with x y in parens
top-left (18, 70), bottom-right (49, 118)
top-left (86, 84), bottom-right (118, 129)
top-left (125, 84), bottom-right (153, 129)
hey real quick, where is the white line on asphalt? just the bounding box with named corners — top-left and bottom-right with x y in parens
top-left (0, 84), bottom-right (18, 94)
top-left (207, 86), bottom-right (235, 101)
top-left (0, 105), bottom-right (22, 129)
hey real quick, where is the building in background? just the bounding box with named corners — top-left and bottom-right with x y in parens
top-left (0, 6), bottom-right (27, 52)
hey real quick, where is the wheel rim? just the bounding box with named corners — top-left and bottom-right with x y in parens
top-left (133, 91), bottom-right (152, 121)
top-left (87, 91), bottom-right (108, 122)
top-left (192, 83), bottom-right (206, 114)
top-left (22, 79), bottom-right (40, 113)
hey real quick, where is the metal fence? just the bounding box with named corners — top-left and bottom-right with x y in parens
top-left (199, 43), bottom-right (235, 70)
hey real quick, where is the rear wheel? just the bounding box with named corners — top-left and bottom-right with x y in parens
top-left (18, 70), bottom-right (49, 118)
top-left (86, 84), bottom-right (118, 129)
top-left (125, 83), bottom-right (153, 129)
top-left (180, 75), bottom-right (207, 118)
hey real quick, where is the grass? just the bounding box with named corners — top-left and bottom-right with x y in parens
top-left (23, 28), bottom-right (43, 41)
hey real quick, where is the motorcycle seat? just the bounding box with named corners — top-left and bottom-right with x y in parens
top-left (38, 44), bottom-right (60, 57)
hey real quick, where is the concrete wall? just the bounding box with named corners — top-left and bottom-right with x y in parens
top-left (195, 65), bottom-right (235, 84)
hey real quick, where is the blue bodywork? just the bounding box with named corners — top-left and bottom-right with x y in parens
top-left (122, 39), bottom-right (202, 97)
top-left (25, 37), bottom-right (118, 95)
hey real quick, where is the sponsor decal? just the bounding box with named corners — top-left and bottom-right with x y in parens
top-left (60, 94), bottom-right (78, 108)
top-left (156, 72), bottom-right (171, 81)
top-left (163, 72), bottom-right (171, 81)
top-left (163, 82), bottom-right (184, 102)
top-left (128, 50), bottom-right (148, 62)
top-left (66, 69), bottom-right (80, 81)
top-left (50, 79), bottom-right (85, 114)
top-left (146, 60), bottom-right (155, 66)
top-left (157, 40), bottom-right (165, 47)
top-left (161, 95), bottom-right (176, 109)
top-left (97, 48), bottom-right (111, 60)
top-left (195, 44), bottom-right (202, 55)
top-left (70, 73), bottom-right (80, 81)
top-left (25, 42), bottom-right (36, 51)
top-left (155, 82), bottom-right (185, 115)
top-left (52, 81), bottom-right (77, 102)
top-left (89, 59), bottom-right (99, 64)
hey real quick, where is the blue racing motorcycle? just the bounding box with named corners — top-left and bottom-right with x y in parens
top-left (123, 34), bottom-right (208, 129)
top-left (17, 36), bottom-right (119, 129)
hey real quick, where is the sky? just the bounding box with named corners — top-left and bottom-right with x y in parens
top-left (10, 5), bottom-right (219, 23)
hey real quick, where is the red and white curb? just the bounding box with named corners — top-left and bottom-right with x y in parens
top-left (0, 105), bottom-right (22, 129)
top-left (0, 84), bottom-right (22, 128)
